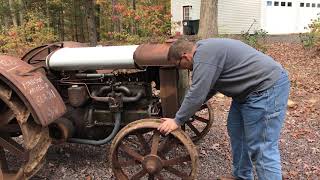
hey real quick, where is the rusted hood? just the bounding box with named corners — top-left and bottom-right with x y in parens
top-left (133, 40), bottom-right (177, 67)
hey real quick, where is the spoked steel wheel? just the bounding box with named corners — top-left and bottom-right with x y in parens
top-left (110, 119), bottom-right (198, 180)
top-left (182, 103), bottom-right (214, 143)
top-left (0, 82), bottom-right (50, 180)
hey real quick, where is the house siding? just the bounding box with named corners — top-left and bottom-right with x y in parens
top-left (171, 0), bottom-right (261, 34)
top-left (171, 0), bottom-right (201, 34)
top-left (218, 0), bottom-right (262, 34)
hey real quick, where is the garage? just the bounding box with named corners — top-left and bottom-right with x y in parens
top-left (262, 0), bottom-right (320, 34)
top-left (172, 0), bottom-right (320, 35)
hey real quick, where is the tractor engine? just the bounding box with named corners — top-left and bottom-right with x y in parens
top-left (44, 44), bottom-right (171, 144)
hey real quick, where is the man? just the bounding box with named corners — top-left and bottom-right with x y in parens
top-left (158, 38), bottom-right (290, 180)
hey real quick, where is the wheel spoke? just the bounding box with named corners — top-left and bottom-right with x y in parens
top-left (164, 166), bottom-right (190, 179)
top-left (194, 115), bottom-right (209, 124)
top-left (181, 124), bottom-right (186, 131)
top-left (131, 169), bottom-right (147, 180)
top-left (158, 136), bottom-right (176, 155)
top-left (0, 109), bottom-right (14, 125)
top-left (124, 136), bottom-right (140, 147)
top-left (200, 104), bottom-right (207, 110)
top-left (186, 122), bottom-right (201, 136)
top-left (0, 124), bottom-right (20, 133)
top-left (136, 134), bottom-right (150, 154)
top-left (155, 173), bottom-right (165, 180)
top-left (119, 143), bottom-right (144, 162)
top-left (0, 147), bottom-right (8, 171)
top-left (117, 159), bottom-right (140, 168)
top-left (162, 155), bottom-right (191, 167)
top-left (148, 174), bottom-right (155, 180)
top-left (150, 130), bottom-right (160, 155)
top-left (0, 135), bottom-right (28, 160)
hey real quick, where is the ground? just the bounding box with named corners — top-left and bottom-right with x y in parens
top-left (30, 42), bottom-right (319, 180)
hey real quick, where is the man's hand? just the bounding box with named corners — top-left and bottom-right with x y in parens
top-left (158, 118), bottom-right (179, 135)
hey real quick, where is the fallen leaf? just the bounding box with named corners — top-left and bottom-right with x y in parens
top-left (287, 99), bottom-right (296, 108)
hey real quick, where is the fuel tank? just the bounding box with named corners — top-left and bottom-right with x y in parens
top-left (46, 41), bottom-right (177, 71)
top-left (46, 45), bottom-right (139, 71)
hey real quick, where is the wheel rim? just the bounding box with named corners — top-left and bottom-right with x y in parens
top-left (0, 82), bottom-right (50, 180)
top-left (183, 103), bottom-right (214, 143)
top-left (110, 119), bottom-right (198, 180)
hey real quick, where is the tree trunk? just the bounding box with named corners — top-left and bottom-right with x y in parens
top-left (18, 0), bottom-right (24, 25)
top-left (95, 4), bottom-right (100, 41)
top-left (85, 0), bottom-right (97, 46)
top-left (8, 0), bottom-right (18, 27)
top-left (46, 0), bottom-right (50, 27)
top-left (59, 6), bottom-right (65, 41)
top-left (78, 1), bottom-right (85, 42)
top-left (131, 0), bottom-right (137, 34)
top-left (0, 17), bottom-right (3, 31)
top-left (198, 0), bottom-right (218, 39)
top-left (4, 17), bottom-right (10, 29)
top-left (73, 0), bottom-right (79, 41)
top-left (112, 0), bottom-right (119, 32)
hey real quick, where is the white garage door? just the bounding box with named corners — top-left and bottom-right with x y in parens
top-left (262, 0), bottom-right (320, 34)
top-left (296, 1), bottom-right (320, 32)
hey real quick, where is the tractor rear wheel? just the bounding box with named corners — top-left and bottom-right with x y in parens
top-left (182, 102), bottom-right (214, 143)
top-left (0, 81), bottom-right (51, 180)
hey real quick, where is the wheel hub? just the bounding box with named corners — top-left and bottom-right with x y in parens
top-left (142, 155), bottom-right (163, 174)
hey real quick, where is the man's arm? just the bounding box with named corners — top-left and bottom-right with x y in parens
top-left (174, 62), bottom-right (221, 125)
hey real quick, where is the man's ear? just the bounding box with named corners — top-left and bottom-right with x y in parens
top-left (182, 52), bottom-right (192, 62)
top-left (181, 53), bottom-right (188, 59)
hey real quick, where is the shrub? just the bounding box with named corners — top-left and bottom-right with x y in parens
top-left (0, 13), bottom-right (57, 56)
top-left (299, 33), bottom-right (315, 48)
top-left (300, 16), bottom-right (320, 49)
top-left (241, 29), bottom-right (268, 52)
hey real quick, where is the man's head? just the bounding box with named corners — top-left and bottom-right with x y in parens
top-left (168, 39), bottom-right (195, 70)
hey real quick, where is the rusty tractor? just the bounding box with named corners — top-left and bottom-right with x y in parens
top-left (0, 40), bottom-right (214, 180)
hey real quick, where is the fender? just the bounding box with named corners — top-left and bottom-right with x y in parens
top-left (21, 41), bottom-right (87, 64)
top-left (0, 55), bottom-right (66, 126)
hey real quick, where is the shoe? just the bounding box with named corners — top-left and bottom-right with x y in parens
top-left (217, 175), bottom-right (237, 180)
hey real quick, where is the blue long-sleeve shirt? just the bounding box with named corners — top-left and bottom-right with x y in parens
top-left (174, 38), bottom-right (282, 125)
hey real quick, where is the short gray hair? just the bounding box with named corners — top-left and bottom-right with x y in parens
top-left (168, 39), bottom-right (194, 62)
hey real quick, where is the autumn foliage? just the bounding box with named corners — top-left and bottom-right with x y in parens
top-left (0, 13), bottom-right (57, 55)
top-left (98, 2), bottom-right (171, 43)
top-left (0, 0), bottom-right (171, 55)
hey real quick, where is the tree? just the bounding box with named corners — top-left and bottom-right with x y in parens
top-left (8, 0), bottom-right (18, 26)
top-left (85, 0), bottom-right (97, 46)
top-left (0, 0), bottom-right (11, 29)
top-left (198, 0), bottom-right (218, 39)
top-left (18, 0), bottom-right (24, 25)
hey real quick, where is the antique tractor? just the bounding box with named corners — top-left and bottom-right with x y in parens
top-left (0, 40), bottom-right (214, 179)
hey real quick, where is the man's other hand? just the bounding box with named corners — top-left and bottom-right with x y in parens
top-left (158, 118), bottom-right (179, 135)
